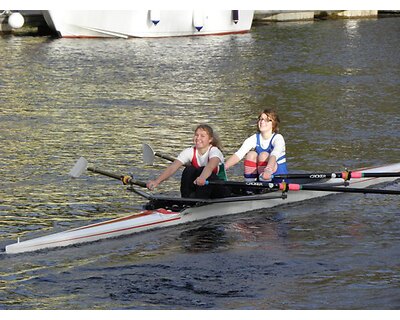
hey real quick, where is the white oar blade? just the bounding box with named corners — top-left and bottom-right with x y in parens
top-left (69, 157), bottom-right (88, 178)
top-left (143, 143), bottom-right (155, 165)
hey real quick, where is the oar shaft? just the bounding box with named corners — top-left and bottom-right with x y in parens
top-left (155, 152), bottom-right (176, 163)
top-left (205, 180), bottom-right (400, 195)
top-left (273, 171), bottom-right (400, 180)
top-left (354, 172), bottom-right (400, 178)
top-left (154, 151), bottom-right (190, 167)
top-left (143, 143), bottom-right (189, 167)
top-left (88, 167), bottom-right (147, 188)
top-left (206, 180), bottom-right (271, 188)
top-left (292, 184), bottom-right (400, 195)
top-left (88, 167), bottom-right (121, 180)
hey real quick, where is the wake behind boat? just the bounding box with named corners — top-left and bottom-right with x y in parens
top-left (42, 10), bottom-right (254, 38)
top-left (5, 161), bottom-right (400, 254)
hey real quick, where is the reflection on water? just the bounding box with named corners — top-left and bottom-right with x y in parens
top-left (179, 224), bottom-right (230, 252)
top-left (0, 17), bottom-right (399, 309)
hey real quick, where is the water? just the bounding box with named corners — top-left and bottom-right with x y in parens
top-left (0, 17), bottom-right (399, 309)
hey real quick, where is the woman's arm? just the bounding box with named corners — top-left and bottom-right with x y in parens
top-left (194, 157), bottom-right (220, 186)
top-left (261, 135), bottom-right (285, 180)
top-left (147, 159), bottom-right (183, 190)
top-left (224, 154), bottom-right (240, 170)
top-left (225, 135), bottom-right (256, 170)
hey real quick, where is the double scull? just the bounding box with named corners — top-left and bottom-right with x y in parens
top-left (4, 161), bottom-right (400, 254)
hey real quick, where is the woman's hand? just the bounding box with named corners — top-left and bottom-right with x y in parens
top-left (146, 180), bottom-right (158, 190)
top-left (260, 166), bottom-right (274, 181)
top-left (260, 171), bottom-right (272, 181)
top-left (194, 176), bottom-right (206, 186)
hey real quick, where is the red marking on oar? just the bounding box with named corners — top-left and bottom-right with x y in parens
top-left (288, 184), bottom-right (301, 191)
top-left (350, 171), bottom-right (363, 178)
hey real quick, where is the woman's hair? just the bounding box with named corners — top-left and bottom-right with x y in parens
top-left (195, 124), bottom-right (223, 150)
top-left (257, 108), bottom-right (280, 133)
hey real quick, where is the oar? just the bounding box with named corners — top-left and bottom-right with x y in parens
top-left (205, 180), bottom-right (400, 195)
top-left (142, 146), bottom-right (400, 182)
top-left (69, 157), bottom-right (147, 188)
top-left (272, 171), bottom-right (400, 181)
top-left (143, 143), bottom-right (176, 165)
top-left (143, 143), bottom-right (189, 167)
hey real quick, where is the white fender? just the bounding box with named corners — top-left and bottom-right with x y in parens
top-left (8, 12), bottom-right (25, 29)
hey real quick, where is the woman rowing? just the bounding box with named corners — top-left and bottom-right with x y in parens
top-left (146, 124), bottom-right (229, 199)
top-left (225, 108), bottom-right (288, 183)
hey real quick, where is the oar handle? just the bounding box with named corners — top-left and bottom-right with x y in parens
top-left (88, 167), bottom-right (147, 188)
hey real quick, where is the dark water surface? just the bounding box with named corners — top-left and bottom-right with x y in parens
top-left (0, 17), bottom-right (399, 309)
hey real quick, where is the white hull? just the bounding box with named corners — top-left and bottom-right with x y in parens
top-left (42, 10), bottom-right (254, 38)
top-left (5, 162), bottom-right (400, 254)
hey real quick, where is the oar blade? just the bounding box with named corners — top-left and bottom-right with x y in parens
top-left (143, 143), bottom-right (155, 165)
top-left (69, 157), bottom-right (88, 178)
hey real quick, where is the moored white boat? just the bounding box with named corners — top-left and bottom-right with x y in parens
top-left (42, 10), bottom-right (254, 38)
top-left (5, 162), bottom-right (400, 254)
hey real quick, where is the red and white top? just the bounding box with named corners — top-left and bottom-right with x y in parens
top-left (177, 146), bottom-right (224, 168)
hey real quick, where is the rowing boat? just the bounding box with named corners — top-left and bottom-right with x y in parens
top-left (5, 162), bottom-right (400, 254)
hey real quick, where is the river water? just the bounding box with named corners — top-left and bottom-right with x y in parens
top-left (0, 17), bottom-right (399, 310)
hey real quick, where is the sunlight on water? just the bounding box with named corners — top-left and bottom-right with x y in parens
top-left (0, 17), bottom-right (399, 309)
